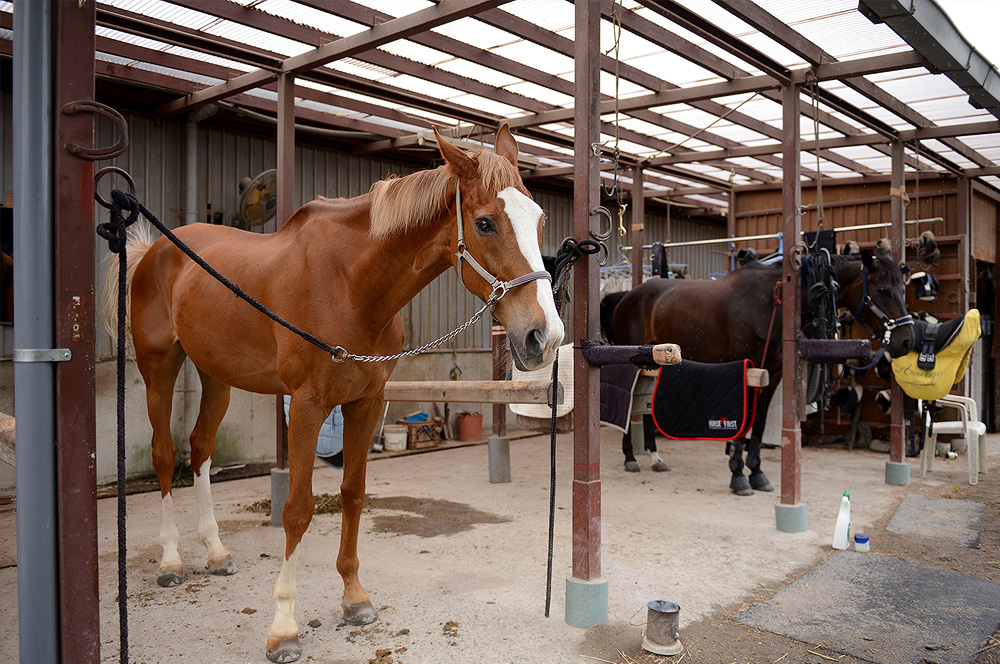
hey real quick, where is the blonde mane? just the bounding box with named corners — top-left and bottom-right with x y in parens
top-left (368, 149), bottom-right (523, 240)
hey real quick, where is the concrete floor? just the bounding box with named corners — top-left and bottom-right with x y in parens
top-left (2, 428), bottom-right (996, 664)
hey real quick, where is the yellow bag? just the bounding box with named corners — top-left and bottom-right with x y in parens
top-left (891, 309), bottom-right (981, 401)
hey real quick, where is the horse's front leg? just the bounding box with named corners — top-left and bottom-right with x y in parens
top-left (728, 439), bottom-right (752, 495)
top-left (337, 396), bottom-right (383, 626)
top-left (267, 395), bottom-right (326, 664)
top-left (746, 386), bottom-right (775, 492)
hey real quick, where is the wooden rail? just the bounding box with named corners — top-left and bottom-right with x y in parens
top-left (383, 380), bottom-right (562, 404)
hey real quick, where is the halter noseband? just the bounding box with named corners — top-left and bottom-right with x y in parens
top-left (454, 185), bottom-right (551, 305)
top-left (852, 261), bottom-right (913, 344)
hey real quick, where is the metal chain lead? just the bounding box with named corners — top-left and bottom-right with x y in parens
top-left (344, 298), bottom-right (494, 363)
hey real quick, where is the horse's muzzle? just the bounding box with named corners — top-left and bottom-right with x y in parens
top-left (887, 327), bottom-right (916, 358)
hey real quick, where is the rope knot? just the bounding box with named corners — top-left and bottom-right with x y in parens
top-left (96, 189), bottom-right (140, 254)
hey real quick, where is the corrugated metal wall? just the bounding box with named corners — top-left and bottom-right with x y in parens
top-left (0, 101), bottom-right (578, 358)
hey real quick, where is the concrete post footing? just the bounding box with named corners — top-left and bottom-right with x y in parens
top-left (270, 467), bottom-right (290, 527)
top-left (775, 502), bottom-right (808, 533)
top-left (488, 436), bottom-right (511, 483)
top-left (565, 576), bottom-right (608, 628)
top-left (885, 460), bottom-right (910, 486)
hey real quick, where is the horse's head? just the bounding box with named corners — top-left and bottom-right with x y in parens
top-left (436, 124), bottom-right (563, 370)
top-left (841, 249), bottom-right (915, 358)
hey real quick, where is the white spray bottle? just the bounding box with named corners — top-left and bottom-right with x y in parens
top-left (832, 490), bottom-right (851, 550)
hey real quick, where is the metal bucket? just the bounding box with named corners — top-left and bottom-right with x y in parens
top-left (642, 600), bottom-right (683, 656)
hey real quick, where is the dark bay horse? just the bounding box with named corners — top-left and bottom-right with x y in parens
top-left (1, 251), bottom-right (12, 323)
top-left (103, 125), bottom-right (562, 663)
top-left (606, 251), bottom-right (914, 494)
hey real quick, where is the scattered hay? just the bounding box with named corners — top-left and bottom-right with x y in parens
top-left (243, 492), bottom-right (344, 516)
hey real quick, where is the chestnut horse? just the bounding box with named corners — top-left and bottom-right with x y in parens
top-left (1, 251), bottom-right (12, 323)
top-left (606, 250), bottom-right (915, 494)
top-left (103, 125), bottom-right (562, 663)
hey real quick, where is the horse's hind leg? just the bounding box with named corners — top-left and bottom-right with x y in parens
top-left (338, 396), bottom-right (383, 626)
top-left (138, 343), bottom-right (187, 586)
top-left (728, 440), bottom-right (753, 496)
top-left (190, 369), bottom-right (237, 575)
top-left (745, 392), bottom-right (774, 492)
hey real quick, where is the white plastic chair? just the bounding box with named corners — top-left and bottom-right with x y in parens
top-left (921, 394), bottom-right (987, 485)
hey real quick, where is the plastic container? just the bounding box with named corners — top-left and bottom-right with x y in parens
top-left (383, 424), bottom-right (408, 452)
top-left (832, 490), bottom-right (851, 550)
top-left (854, 534), bottom-right (869, 553)
top-left (457, 411), bottom-right (484, 442)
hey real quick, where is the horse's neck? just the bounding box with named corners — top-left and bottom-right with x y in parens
top-left (297, 198), bottom-right (454, 331)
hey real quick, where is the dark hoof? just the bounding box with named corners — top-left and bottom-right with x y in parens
top-left (749, 472), bottom-right (774, 492)
top-left (730, 474), bottom-right (751, 494)
top-left (266, 635), bottom-right (301, 663)
top-left (624, 461), bottom-right (640, 473)
top-left (157, 570), bottom-right (185, 587)
top-left (343, 600), bottom-right (378, 626)
top-left (651, 461), bottom-right (670, 472)
top-left (209, 556), bottom-right (238, 576)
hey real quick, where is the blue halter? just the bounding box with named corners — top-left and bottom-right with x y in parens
top-left (852, 262), bottom-right (913, 344)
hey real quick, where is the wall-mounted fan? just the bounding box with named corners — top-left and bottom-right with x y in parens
top-left (235, 169), bottom-right (277, 229)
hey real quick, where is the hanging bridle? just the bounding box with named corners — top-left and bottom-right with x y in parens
top-left (852, 261), bottom-right (914, 344)
top-left (453, 185), bottom-right (552, 307)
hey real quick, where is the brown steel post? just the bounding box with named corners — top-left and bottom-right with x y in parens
top-left (274, 73), bottom-right (295, 471)
top-left (631, 165), bottom-right (644, 289)
top-left (888, 140), bottom-right (907, 470)
top-left (566, 0), bottom-right (607, 627)
top-left (491, 323), bottom-right (506, 437)
top-left (956, 177), bottom-right (971, 398)
top-left (54, 2), bottom-right (99, 661)
top-left (777, 82), bottom-right (806, 532)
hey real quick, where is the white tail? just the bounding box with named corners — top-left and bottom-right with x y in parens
top-left (100, 221), bottom-right (157, 355)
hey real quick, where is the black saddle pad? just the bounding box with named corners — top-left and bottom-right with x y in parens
top-left (652, 359), bottom-right (757, 440)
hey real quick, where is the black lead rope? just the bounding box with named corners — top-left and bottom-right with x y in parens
top-left (96, 190), bottom-right (137, 664)
top-left (544, 238), bottom-right (600, 618)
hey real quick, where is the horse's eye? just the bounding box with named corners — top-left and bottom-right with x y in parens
top-left (877, 287), bottom-right (890, 297)
top-left (475, 216), bottom-right (495, 234)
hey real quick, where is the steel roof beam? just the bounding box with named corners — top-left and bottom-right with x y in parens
top-left (710, 0), bottom-right (995, 168)
top-left (508, 51), bottom-right (927, 130)
top-left (329, 0), bottom-right (775, 182)
top-left (156, 0), bottom-right (509, 117)
top-left (646, 119), bottom-right (1000, 165)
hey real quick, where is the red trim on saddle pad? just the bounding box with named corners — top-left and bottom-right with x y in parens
top-left (651, 358), bottom-right (758, 441)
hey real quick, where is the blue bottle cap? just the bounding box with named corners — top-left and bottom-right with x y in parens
top-left (854, 534), bottom-right (869, 544)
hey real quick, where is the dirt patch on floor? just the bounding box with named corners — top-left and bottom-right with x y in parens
top-left (581, 459), bottom-right (1000, 664)
top-left (365, 496), bottom-right (510, 538)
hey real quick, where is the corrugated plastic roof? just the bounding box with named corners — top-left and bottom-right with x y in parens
top-left (6, 0), bottom-right (998, 204)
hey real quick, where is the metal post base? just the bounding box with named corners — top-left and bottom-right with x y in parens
top-left (270, 468), bottom-right (290, 527)
top-left (565, 576), bottom-right (608, 628)
top-left (775, 502), bottom-right (808, 533)
top-left (885, 461), bottom-right (910, 486)
top-left (488, 436), bottom-right (511, 484)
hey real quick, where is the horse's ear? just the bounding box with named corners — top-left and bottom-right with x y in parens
top-left (861, 248), bottom-right (876, 270)
top-left (495, 122), bottom-right (519, 168)
top-left (434, 126), bottom-right (478, 181)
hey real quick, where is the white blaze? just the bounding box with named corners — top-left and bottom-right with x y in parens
top-left (496, 187), bottom-right (565, 353)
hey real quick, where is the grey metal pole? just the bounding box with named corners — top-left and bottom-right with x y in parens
top-left (14, 2), bottom-right (60, 662)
